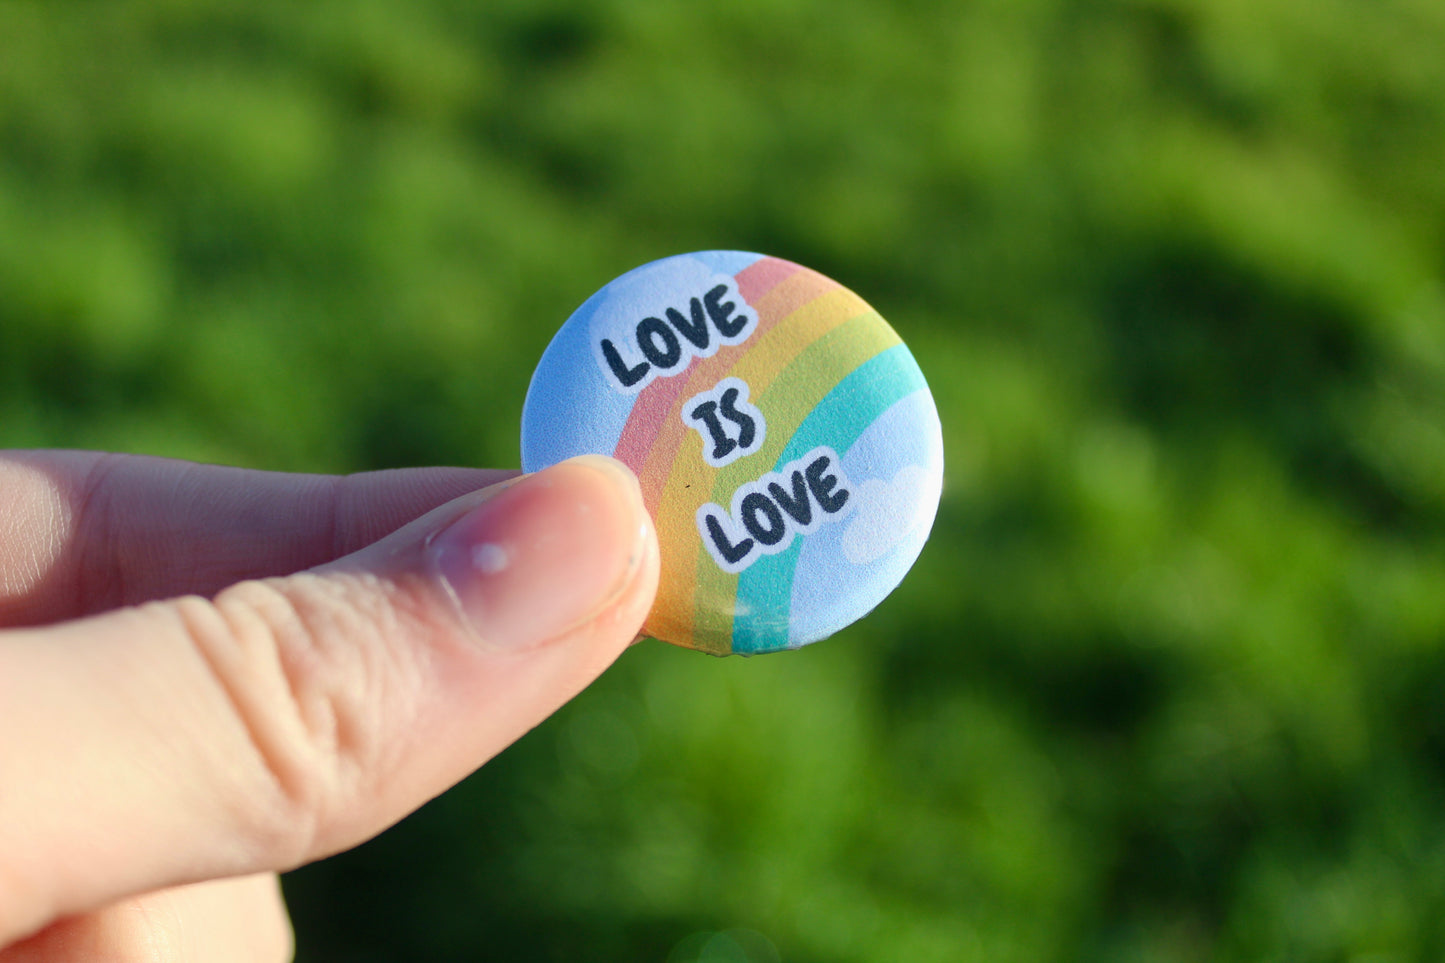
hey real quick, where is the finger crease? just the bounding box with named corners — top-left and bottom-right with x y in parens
top-left (173, 594), bottom-right (323, 868)
top-left (72, 453), bottom-right (123, 615)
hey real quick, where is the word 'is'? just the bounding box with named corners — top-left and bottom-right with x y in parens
top-left (683, 377), bottom-right (765, 468)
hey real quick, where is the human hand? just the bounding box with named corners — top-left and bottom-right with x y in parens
top-left (0, 451), bottom-right (659, 961)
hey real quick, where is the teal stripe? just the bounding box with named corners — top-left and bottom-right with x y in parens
top-left (731, 344), bottom-right (927, 654)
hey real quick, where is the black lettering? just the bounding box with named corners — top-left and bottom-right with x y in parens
top-left (740, 492), bottom-right (786, 546)
top-left (805, 454), bottom-right (850, 514)
top-left (704, 284), bottom-right (747, 338)
top-left (600, 338), bottom-right (649, 388)
top-left (767, 470), bottom-right (813, 527)
top-left (704, 510), bottom-right (754, 565)
top-left (717, 386), bottom-right (757, 449)
top-left (637, 317), bottom-right (682, 369)
top-left (666, 299), bottom-right (710, 350)
top-left (688, 400), bottom-right (737, 462)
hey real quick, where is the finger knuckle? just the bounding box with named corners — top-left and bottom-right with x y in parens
top-left (175, 573), bottom-right (416, 866)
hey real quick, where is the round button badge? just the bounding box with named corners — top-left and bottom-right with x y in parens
top-left (522, 251), bottom-right (943, 655)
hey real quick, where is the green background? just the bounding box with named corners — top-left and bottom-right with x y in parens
top-left (4, 1), bottom-right (1445, 960)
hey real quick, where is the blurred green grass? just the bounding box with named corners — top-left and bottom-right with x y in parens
top-left (4, 0), bottom-right (1445, 960)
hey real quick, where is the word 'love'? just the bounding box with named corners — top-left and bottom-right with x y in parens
top-left (596, 280), bottom-right (758, 393)
top-left (697, 447), bottom-right (852, 574)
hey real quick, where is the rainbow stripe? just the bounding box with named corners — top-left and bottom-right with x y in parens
top-left (610, 256), bottom-right (907, 653)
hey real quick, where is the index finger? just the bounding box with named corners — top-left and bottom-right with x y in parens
top-left (0, 457), bottom-right (659, 947)
top-left (0, 451), bottom-right (515, 627)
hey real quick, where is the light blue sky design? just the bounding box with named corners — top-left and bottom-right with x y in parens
top-left (521, 281), bottom-right (634, 470)
top-left (689, 250), bottom-right (764, 276)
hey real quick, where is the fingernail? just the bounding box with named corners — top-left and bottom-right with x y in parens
top-left (427, 456), bottom-right (650, 651)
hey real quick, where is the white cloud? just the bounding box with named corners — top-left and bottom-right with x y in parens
top-left (841, 464), bottom-right (937, 565)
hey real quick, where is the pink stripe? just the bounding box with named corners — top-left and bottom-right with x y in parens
top-left (612, 257), bottom-right (805, 479)
top-left (737, 256), bottom-right (803, 303)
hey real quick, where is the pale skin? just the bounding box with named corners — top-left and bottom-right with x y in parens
top-left (0, 451), bottom-right (660, 962)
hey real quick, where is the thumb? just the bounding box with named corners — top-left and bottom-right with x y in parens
top-left (0, 455), bottom-right (658, 946)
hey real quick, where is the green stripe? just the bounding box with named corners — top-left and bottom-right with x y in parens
top-left (731, 344), bottom-right (927, 654)
top-left (689, 311), bottom-right (898, 650)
